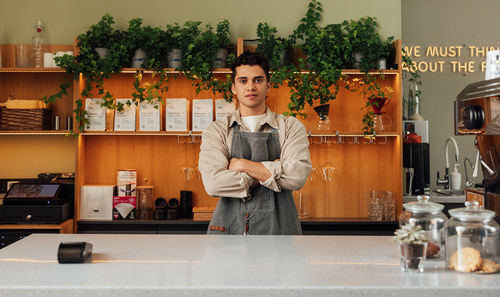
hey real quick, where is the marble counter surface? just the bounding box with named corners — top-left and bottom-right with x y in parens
top-left (403, 193), bottom-right (466, 203)
top-left (0, 234), bottom-right (499, 297)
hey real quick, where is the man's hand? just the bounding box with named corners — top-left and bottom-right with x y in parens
top-left (228, 158), bottom-right (274, 182)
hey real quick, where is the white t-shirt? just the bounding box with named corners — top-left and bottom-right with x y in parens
top-left (241, 114), bottom-right (266, 132)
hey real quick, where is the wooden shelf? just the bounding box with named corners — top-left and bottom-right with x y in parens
top-left (0, 219), bottom-right (74, 233)
top-left (119, 68), bottom-right (232, 74)
top-left (0, 130), bottom-right (71, 136)
top-left (0, 67), bottom-right (67, 73)
top-left (81, 131), bottom-right (203, 136)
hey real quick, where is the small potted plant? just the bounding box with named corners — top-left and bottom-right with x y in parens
top-left (393, 222), bottom-right (429, 273)
top-left (85, 13), bottom-right (122, 59)
top-left (165, 21), bottom-right (201, 69)
top-left (213, 19), bottom-right (232, 68)
top-left (256, 22), bottom-right (293, 71)
top-left (124, 18), bottom-right (147, 68)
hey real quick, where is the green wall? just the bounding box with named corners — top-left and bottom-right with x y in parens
top-left (0, 0), bottom-right (400, 44)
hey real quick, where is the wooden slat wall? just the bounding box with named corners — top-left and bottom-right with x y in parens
top-left (76, 64), bottom-right (402, 219)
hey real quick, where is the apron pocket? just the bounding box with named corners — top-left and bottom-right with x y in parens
top-left (241, 186), bottom-right (275, 213)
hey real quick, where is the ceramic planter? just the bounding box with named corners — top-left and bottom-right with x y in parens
top-left (94, 47), bottom-right (109, 59)
top-left (131, 49), bottom-right (146, 68)
top-left (168, 49), bottom-right (182, 69)
top-left (213, 48), bottom-right (228, 68)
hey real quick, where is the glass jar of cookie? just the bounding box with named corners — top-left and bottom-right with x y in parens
top-left (399, 195), bottom-right (447, 260)
top-left (446, 201), bottom-right (500, 274)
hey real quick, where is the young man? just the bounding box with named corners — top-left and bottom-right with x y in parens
top-left (198, 51), bottom-right (311, 235)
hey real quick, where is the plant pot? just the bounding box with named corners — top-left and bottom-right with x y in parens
top-left (399, 242), bottom-right (428, 273)
top-left (131, 49), bottom-right (146, 68)
top-left (94, 47), bottom-right (109, 59)
top-left (352, 52), bottom-right (363, 69)
top-left (213, 48), bottom-right (228, 68)
top-left (378, 58), bottom-right (387, 70)
top-left (168, 49), bottom-right (183, 69)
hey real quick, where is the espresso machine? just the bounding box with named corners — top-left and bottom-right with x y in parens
top-left (455, 77), bottom-right (500, 220)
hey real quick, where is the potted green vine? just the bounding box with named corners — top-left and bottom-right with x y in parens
top-left (42, 14), bottom-right (128, 133)
top-left (85, 13), bottom-right (122, 59)
top-left (285, 0), bottom-right (349, 124)
top-left (343, 16), bottom-right (395, 135)
top-left (165, 21), bottom-right (201, 69)
top-left (124, 18), bottom-right (148, 68)
top-left (213, 19), bottom-right (232, 68)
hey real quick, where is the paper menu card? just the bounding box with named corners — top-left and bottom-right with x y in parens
top-left (114, 99), bottom-right (136, 131)
top-left (215, 99), bottom-right (235, 121)
top-left (139, 99), bottom-right (161, 131)
top-left (192, 99), bottom-right (214, 132)
top-left (84, 98), bottom-right (106, 131)
top-left (166, 98), bottom-right (188, 131)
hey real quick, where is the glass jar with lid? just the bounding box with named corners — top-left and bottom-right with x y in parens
top-left (446, 201), bottom-right (500, 273)
top-left (399, 195), bottom-right (447, 260)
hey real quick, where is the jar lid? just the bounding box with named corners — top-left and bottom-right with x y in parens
top-left (403, 195), bottom-right (444, 214)
top-left (449, 201), bottom-right (496, 221)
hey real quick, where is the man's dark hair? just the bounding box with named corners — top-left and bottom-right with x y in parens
top-left (231, 51), bottom-right (270, 83)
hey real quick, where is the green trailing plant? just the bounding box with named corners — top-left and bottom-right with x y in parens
top-left (255, 22), bottom-right (294, 88)
top-left (43, 14), bottom-right (129, 133)
top-left (342, 16), bottom-right (394, 135)
top-left (183, 21), bottom-right (235, 99)
top-left (123, 18), bottom-right (147, 62)
top-left (215, 19), bottom-right (232, 49)
top-left (393, 222), bottom-right (428, 244)
top-left (285, 0), bottom-right (349, 117)
top-left (165, 21), bottom-right (201, 58)
top-left (86, 13), bottom-right (122, 50)
top-left (342, 16), bottom-right (393, 72)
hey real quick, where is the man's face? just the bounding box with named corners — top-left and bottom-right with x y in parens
top-left (231, 65), bottom-right (270, 115)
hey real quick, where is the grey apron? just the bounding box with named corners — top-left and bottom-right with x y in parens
top-left (208, 124), bottom-right (302, 235)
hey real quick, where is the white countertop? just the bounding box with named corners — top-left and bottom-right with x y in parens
top-left (0, 234), bottom-right (499, 297)
top-left (403, 193), bottom-right (466, 203)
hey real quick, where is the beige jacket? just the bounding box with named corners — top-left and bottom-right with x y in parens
top-left (199, 107), bottom-right (312, 199)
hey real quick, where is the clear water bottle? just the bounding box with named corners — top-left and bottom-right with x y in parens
top-left (32, 19), bottom-right (45, 68)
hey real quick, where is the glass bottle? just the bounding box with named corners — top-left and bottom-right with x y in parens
top-left (137, 186), bottom-right (154, 220)
top-left (399, 195), bottom-right (447, 260)
top-left (446, 201), bottom-right (499, 273)
top-left (32, 19), bottom-right (45, 68)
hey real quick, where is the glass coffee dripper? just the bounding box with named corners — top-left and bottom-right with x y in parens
top-left (369, 97), bottom-right (391, 132)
